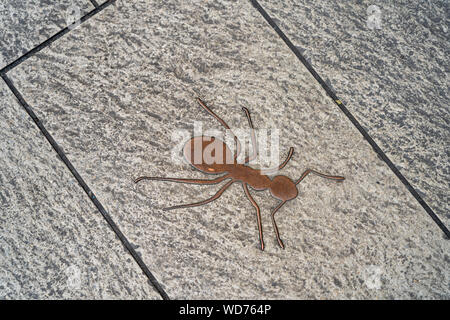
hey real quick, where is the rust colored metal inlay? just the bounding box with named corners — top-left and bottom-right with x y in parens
top-left (135, 98), bottom-right (345, 250)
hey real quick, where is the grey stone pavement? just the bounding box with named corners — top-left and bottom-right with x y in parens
top-left (0, 0), bottom-right (448, 299)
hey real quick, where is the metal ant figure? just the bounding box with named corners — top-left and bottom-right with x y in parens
top-left (135, 98), bottom-right (345, 250)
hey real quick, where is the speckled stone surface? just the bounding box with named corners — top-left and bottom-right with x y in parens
top-left (0, 0), bottom-right (94, 69)
top-left (8, 0), bottom-right (449, 299)
top-left (95, 0), bottom-right (109, 5)
top-left (257, 0), bottom-right (450, 226)
top-left (0, 81), bottom-right (160, 299)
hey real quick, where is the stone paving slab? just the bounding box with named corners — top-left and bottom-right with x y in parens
top-left (258, 0), bottom-right (450, 226)
top-left (8, 0), bottom-right (449, 299)
top-left (0, 0), bottom-right (94, 69)
top-left (0, 80), bottom-right (160, 299)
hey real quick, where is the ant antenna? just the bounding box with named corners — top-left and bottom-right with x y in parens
top-left (196, 98), bottom-right (242, 160)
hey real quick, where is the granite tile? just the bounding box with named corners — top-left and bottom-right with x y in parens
top-left (257, 0), bottom-right (450, 226)
top-left (8, 0), bottom-right (449, 299)
top-left (0, 80), bottom-right (160, 299)
top-left (0, 0), bottom-right (94, 69)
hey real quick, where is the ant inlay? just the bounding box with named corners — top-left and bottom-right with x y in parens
top-left (135, 98), bottom-right (345, 250)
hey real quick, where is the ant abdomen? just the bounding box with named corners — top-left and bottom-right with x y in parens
top-left (183, 136), bottom-right (234, 174)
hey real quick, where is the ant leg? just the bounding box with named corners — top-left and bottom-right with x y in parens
top-left (260, 147), bottom-right (294, 175)
top-left (163, 179), bottom-right (234, 211)
top-left (242, 183), bottom-right (264, 251)
top-left (135, 174), bottom-right (229, 185)
top-left (271, 201), bottom-right (287, 249)
top-left (277, 147), bottom-right (294, 170)
top-left (241, 107), bottom-right (258, 164)
top-left (196, 98), bottom-right (241, 161)
top-left (295, 169), bottom-right (345, 185)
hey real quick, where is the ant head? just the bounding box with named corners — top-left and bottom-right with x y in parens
top-left (269, 176), bottom-right (298, 201)
top-left (183, 136), bottom-right (234, 174)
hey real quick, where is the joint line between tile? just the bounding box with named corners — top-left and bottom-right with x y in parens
top-left (89, 0), bottom-right (100, 8)
top-left (0, 0), bottom-right (116, 76)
